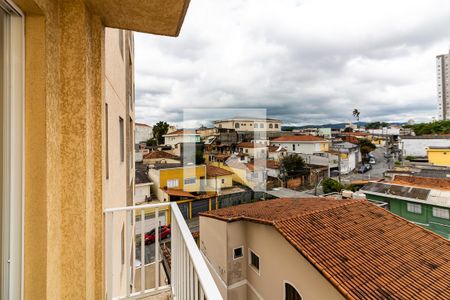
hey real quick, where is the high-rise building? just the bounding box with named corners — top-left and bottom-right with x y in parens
top-left (436, 52), bottom-right (450, 120)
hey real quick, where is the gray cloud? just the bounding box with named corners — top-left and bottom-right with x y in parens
top-left (135, 0), bottom-right (450, 127)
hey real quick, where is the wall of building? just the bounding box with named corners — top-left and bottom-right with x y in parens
top-left (401, 138), bottom-right (450, 157)
top-left (427, 149), bottom-right (450, 166)
top-left (215, 119), bottom-right (281, 132)
top-left (270, 141), bottom-right (328, 154)
top-left (135, 124), bottom-right (153, 143)
top-left (199, 218), bottom-right (345, 300)
top-left (134, 183), bottom-right (151, 203)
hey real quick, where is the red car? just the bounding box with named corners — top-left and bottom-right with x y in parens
top-left (144, 225), bottom-right (171, 244)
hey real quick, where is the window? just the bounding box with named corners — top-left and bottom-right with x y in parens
top-left (254, 123), bottom-right (258, 128)
top-left (406, 203), bottom-right (422, 214)
top-left (260, 123), bottom-right (264, 128)
top-left (285, 282), bottom-right (302, 300)
top-left (167, 179), bottom-right (179, 188)
top-left (221, 178), bottom-right (225, 184)
top-left (184, 177), bottom-right (196, 185)
top-left (292, 144), bottom-right (296, 151)
top-left (432, 207), bottom-right (450, 219)
top-left (249, 249), bottom-right (260, 273)
top-left (235, 123), bottom-right (240, 129)
top-left (233, 246), bottom-right (243, 259)
top-left (119, 117), bottom-right (124, 161)
top-left (269, 123), bottom-right (273, 128)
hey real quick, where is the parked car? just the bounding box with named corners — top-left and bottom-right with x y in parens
top-left (358, 164), bottom-right (371, 173)
top-left (145, 225), bottom-right (171, 244)
top-left (369, 157), bottom-right (376, 164)
top-left (368, 152), bottom-right (375, 158)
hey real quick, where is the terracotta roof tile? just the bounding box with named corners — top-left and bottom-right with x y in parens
top-left (271, 135), bottom-right (326, 142)
top-left (237, 142), bottom-right (266, 148)
top-left (200, 198), bottom-right (450, 300)
top-left (164, 129), bottom-right (197, 136)
top-left (143, 150), bottom-right (179, 160)
top-left (392, 175), bottom-right (450, 191)
top-left (206, 165), bottom-right (233, 177)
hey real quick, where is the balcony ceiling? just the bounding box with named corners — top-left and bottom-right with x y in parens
top-left (85, 0), bottom-right (190, 36)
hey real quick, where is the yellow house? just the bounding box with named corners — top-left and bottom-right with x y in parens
top-left (206, 165), bottom-right (234, 191)
top-left (148, 163), bottom-right (206, 201)
top-left (427, 146), bottom-right (450, 166)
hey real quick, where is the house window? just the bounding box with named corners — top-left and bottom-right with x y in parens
top-left (167, 179), bottom-right (179, 188)
top-left (292, 144), bottom-right (296, 151)
top-left (233, 246), bottom-right (243, 259)
top-left (235, 123), bottom-right (240, 129)
top-left (221, 179), bottom-right (225, 184)
top-left (269, 123), bottom-right (273, 129)
top-left (254, 123), bottom-right (258, 128)
top-left (432, 207), bottom-right (450, 219)
top-left (184, 177), bottom-right (196, 185)
top-left (119, 117), bottom-right (124, 162)
top-left (285, 282), bottom-right (302, 300)
top-left (406, 203), bottom-right (422, 214)
top-left (275, 124), bottom-right (279, 128)
top-left (249, 249), bottom-right (260, 273)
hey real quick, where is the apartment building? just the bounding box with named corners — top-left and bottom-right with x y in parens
top-left (214, 117), bottom-right (282, 132)
top-left (361, 176), bottom-right (450, 238)
top-left (104, 27), bottom-right (135, 296)
top-left (0, 1), bottom-right (214, 299)
top-left (135, 122), bottom-right (153, 143)
top-left (199, 198), bottom-right (450, 299)
top-left (270, 135), bottom-right (329, 154)
top-left (437, 53), bottom-right (450, 120)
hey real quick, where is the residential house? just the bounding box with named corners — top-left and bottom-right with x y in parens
top-left (163, 129), bottom-right (201, 147)
top-left (361, 175), bottom-right (450, 238)
top-left (199, 198), bottom-right (450, 299)
top-left (335, 131), bottom-right (368, 144)
top-left (143, 150), bottom-right (180, 165)
top-left (427, 146), bottom-right (450, 166)
top-left (384, 164), bottom-right (450, 180)
top-left (135, 122), bottom-right (153, 143)
top-left (237, 142), bottom-right (267, 159)
top-left (400, 135), bottom-right (450, 157)
top-left (268, 145), bottom-right (287, 161)
top-left (331, 142), bottom-right (361, 174)
top-left (134, 162), bottom-right (153, 204)
top-left (206, 165), bottom-right (234, 192)
top-left (0, 1), bottom-right (223, 300)
top-left (148, 163), bottom-right (206, 202)
top-left (213, 117), bottom-right (282, 132)
top-left (270, 135), bottom-right (329, 154)
top-left (317, 127), bottom-right (332, 138)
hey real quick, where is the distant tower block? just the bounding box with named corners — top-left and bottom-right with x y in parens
top-left (437, 52), bottom-right (450, 120)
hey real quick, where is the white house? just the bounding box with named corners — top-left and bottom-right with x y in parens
top-left (332, 142), bottom-right (361, 174)
top-left (400, 135), bottom-right (450, 157)
top-left (213, 117), bottom-right (282, 132)
top-left (163, 129), bottom-right (201, 147)
top-left (270, 135), bottom-right (329, 154)
top-left (135, 122), bottom-right (153, 143)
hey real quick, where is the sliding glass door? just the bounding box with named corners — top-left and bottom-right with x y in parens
top-left (1, 1), bottom-right (23, 299)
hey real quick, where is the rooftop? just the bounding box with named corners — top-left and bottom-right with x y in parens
top-left (206, 165), bottom-right (234, 177)
top-left (213, 117), bottom-right (282, 123)
top-left (135, 163), bottom-right (151, 184)
top-left (163, 129), bottom-right (199, 136)
top-left (237, 142), bottom-right (266, 148)
top-left (200, 198), bottom-right (450, 300)
top-left (392, 175), bottom-right (450, 191)
top-left (401, 135), bottom-right (450, 139)
top-left (271, 135), bottom-right (326, 142)
top-left (151, 162), bottom-right (204, 170)
top-left (143, 150), bottom-right (180, 160)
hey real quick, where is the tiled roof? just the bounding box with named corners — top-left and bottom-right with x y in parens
top-left (200, 198), bottom-right (450, 300)
top-left (163, 129), bottom-right (198, 136)
top-left (271, 135), bottom-right (326, 142)
top-left (163, 189), bottom-right (195, 198)
top-left (143, 150), bottom-right (179, 160)
top-left (246, 160), bottom-right (279, 171)
top-left (268, 145), bottom-right (287, 152)
top-left (206, 165), bottom-right (233, 177)
top-left (392, 175), bottom-right (450, 191)
top-left (237, 142), bottom-right (266, 148)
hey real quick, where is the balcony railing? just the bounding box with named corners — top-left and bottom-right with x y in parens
top-left (104, 202), bottom-right (222, 300)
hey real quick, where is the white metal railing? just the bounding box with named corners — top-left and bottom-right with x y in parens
top-left (104, 202), bottom-right (223, 300)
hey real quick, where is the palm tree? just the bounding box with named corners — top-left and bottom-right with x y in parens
top-left (352, 109), bottom-right (360, 122)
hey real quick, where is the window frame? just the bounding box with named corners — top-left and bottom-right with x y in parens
top-left (184, 177), bottom-right (196, 185)
top-left (406, 202), bottom-right (422, 214)
top-left (432, 207), bottom-right (450, 219)
top-left (167, 179), bottom-right (179, 188)
top-left (283, 281), bottom-right (303, 300)
top-left (248, 248), bottom-right (261, 275)
top-left (233, 246), bottom-right (244, 260)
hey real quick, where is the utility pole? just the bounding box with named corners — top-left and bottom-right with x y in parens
top-left (338, 150), bottom-right (341, 184)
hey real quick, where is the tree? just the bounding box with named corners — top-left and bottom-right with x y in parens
top-left (146, 138), bottom-right (157, 147)
top-left (343, 127), bottom-right (354, 132)
top-left (352, 109), bottom-right (360, 122)
top-left (279, 154), bottom-right (307, 178)
top-left (366, 121), bottom-right (389, 129)
top-left (404, 120), bottom-right (450, 135)
top-left (358, 138), bottom-right (376, 158)
top-left (322, 178), bottom-right (344, 194)
top-left (152, 121), bottom-right (169, 145)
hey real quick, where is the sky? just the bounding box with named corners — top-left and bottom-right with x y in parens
top-left (135, 0), bottom-right (450, 127)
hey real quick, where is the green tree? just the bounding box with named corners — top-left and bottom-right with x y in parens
top-left (404, 120), bottom-right (450, 135)
top-left (279, 153), bottom-right (306, 177)
top-left (322, 178), bottom-right (344, 193)
top-left (366, 121), bottom-right (389, 129)
top-left (343, 127), bottom-right (354, 132)
top-left (146, 138), bottom-right (157, 147)
top-left (358, 138), bottom-right (376, 158)
top-left (152, 121), bottom-right (169, 145)
top-left (352, 109), bottom-right (360, 122)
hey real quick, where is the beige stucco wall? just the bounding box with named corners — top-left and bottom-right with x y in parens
top-left (14, 0), bottom-right (188, 298)
top-left (215, 119), bottom-right (282, 132)
top-left (200, 217), bottom-right (346, 300)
